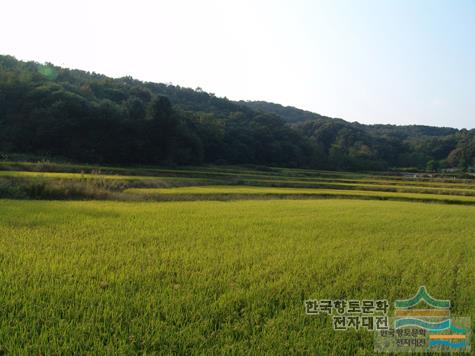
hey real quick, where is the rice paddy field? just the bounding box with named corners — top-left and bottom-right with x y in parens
top-left (1, 161), bottom-right (475, 354)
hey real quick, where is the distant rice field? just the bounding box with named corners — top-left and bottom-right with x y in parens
top-left (125, 185), bottom-right (475, 204)
top-left (0, 170), bottom-right (202, 182)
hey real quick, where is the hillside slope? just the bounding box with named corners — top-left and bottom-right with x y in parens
top-left (0, 54), bottom-right (473, 171)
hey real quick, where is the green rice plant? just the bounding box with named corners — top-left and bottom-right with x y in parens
top-left (0, 199), bottom-right (474, 354)
top-left (124, 185), bottom-right (475, 204)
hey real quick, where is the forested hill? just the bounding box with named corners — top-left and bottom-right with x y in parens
top-left (238, 100), bottom-right (458, 138)
top-left (0, 54), bottom-right (474, 171)
top-left (236, 100), bottom-right (332, 123)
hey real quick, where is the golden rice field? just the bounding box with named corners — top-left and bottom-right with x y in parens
top-left (124, 185), bottom-right (475, 204)
top-left (1, 162), bottom-right (474, 354)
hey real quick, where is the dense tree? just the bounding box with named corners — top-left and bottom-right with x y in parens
top-left (0, 55), bottom-right (473, 171)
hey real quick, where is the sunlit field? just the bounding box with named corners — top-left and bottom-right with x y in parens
top-left (124, 185), bottom-right (475, 204)
top-left (1, 162), bottom-right (475, 354)
top-left (2, 0), bottom-right (475, 353)
top-left (1, 199), bottom-right (475, 354)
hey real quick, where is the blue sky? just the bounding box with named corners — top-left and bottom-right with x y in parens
top-left (1, 0), bottom-right (474, 128)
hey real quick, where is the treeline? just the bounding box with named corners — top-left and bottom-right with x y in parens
top-left (0, 55), bottom-right (474, 171)
top-left (237, 100), bottom-right (329, 123)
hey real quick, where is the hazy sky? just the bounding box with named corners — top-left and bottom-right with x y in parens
top-left (1, 0), bottom-right (474, 128)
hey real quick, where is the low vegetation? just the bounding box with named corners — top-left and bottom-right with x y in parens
top-left (1, 199), bottom-right (474, 353)
top-left (1, 162), bottom-right (474, 204)
top-left (1, 161), bottom-right (475, 353)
